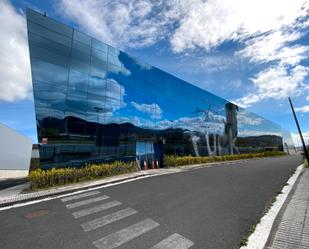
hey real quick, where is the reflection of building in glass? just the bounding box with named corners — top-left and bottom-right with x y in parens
top-left (26, 9), bottom-right (293, 169)
top-left (225, 103), bottom-right (238, 154)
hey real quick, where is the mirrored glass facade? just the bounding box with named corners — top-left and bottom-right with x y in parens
top-left (26, 9), bottom-right (293, 169)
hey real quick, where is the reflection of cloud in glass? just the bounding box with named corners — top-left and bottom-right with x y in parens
top-left (207, 111), bottom-right (226, 123)
top-left (134, 58), bottom-right (152, 70)
top-left (34, 89), bottom-right (66, 121)
top-left (89, 78), bottom-right (126, 122)
top-left (131, 101), bottom-right (162, 119)
top-left (32, 60), bottom-right (68, 85)
top-left (237, 110), bottom-right (263, 126)
top-left (151, 116), bottom-right (224, 134)
top-left (36, 77), bottom-right (127, 123)
top-left (108, 50), bottom-right (131, 76)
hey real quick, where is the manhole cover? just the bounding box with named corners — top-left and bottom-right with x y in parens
top-left (25, 210), bottom-right (49, 219)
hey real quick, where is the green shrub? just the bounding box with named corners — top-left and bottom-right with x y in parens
top-left (164, 151), bottom-right (286, 167)
top-left (28, 161), bottom-right (139, 190)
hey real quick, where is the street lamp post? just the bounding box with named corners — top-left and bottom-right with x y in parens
top-left (288, 97), bottom-right (309, 163)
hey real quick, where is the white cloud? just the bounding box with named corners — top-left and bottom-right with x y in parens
top-left (236, 29), bottom-right (309, 66)
top-left (291, 131), bottom-right (309, 147)
top-left (57, 0), bottom-right (309, 107)
top-left (306, 96), bottom-right (309, 101)
top-left (295, 105), bottom-right (309, 113)
top-left (170, 0), bottom-right (308, 52)
top-left (131, 101), bottom-right (163, 119)
top-left (58, 0), bottom-right (308, 53)
top-left (235, 65), bottom-right (309, 107)
top-left (0, 0), bottom-right (32, 102)
top-left (57, 0), bottom-right (180, 49)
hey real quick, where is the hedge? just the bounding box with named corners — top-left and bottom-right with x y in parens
top-left (28, 161), bottom-right (139, 190)
top-left (164, 151), bottom-right (287, 167)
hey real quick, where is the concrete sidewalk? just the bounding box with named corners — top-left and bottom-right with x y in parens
top-left (266, 168), bottom-right (309, 249)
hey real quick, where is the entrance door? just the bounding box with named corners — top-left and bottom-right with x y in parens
top-left (136, 141), bottom-right (154, 170)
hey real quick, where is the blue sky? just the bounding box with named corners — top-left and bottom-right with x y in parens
top-left (1, 0), bottom-right (309, 145)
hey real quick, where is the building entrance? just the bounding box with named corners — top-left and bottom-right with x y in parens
top-left (136, 141), bottom-right (163, 170)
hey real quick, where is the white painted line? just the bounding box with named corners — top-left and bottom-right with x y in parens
top-left (61, 191), bottom-right (100, 202)
top-left (240, 163), bottom-right (304, 249)
top-left (93, 218), bottom-right (159, 249)
top-left (81, 207), bottom-right (137, 232)
top-left (66, 195), bottom-right (109, 209)
top-left (0, 175), bottom-right (156, 211)
top-left (150, 233), bottom-right (194, 249)
top-left (0, 158), bottom-right (294, 211)
top-left (72, 200), bottom-right (121, 219)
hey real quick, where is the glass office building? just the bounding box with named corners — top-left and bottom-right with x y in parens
top-left (26, 9), bottom-right (293, 169)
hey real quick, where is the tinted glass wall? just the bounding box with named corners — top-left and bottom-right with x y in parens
top-left (27, 9), bottom-right (288, 169)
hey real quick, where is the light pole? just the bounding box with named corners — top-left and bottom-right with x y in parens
top-left (288, 97), bottom-right (309, 163)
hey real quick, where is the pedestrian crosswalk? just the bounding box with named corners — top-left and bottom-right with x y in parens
top-left (81, 208), bottom-right (137, 232)
top-left (72, 200), bottom-right (122, 219)
top-left (93, 218), bottom-right (160, 249)
top-left (61, 190), bottom-right (194, 249)
top-left (66, 195), bottom-right (109, 209)
top-left (150, 233), bottom-right (194, 249)
top-left (61, 191), bottom-right (101, 202)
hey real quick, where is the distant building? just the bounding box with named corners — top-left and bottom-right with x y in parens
top-left (0, 123), bottom-right (32, 179)
top-left (26, 9), bottom-right (293, 169)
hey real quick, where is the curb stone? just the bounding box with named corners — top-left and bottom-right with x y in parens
top-left (0, 155), bottom-right (293, 208)
top-left (0, 173), bottom-right (152, 208)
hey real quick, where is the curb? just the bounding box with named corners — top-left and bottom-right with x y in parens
top-left (239, 163), bottom-right (304, 249)
top-left (0, 173), bottom-right (152, 208)
top-left (0, 155), bottom-right (295, 209)
top-left (264, 167), bottom-right (306, 248)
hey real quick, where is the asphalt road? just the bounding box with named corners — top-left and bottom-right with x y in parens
top-left (0, 155), bottom-right (302, 249)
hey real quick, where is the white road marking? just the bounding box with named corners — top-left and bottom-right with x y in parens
top-left (150, 233), bottom-right (194, 249)
top-left (61, 191), bottom-right (100, 202)
top-left (0, 159), bottom-right (293, 211)
top-left (81, 208), bottom-right (137, 232)
top-left (0, 175), bottom-right (156, 211)
top-left (93, 218), bottom-right (159, 249)
top-left (72, 200), bottom-right (121, 219)
top-left (66, 195), bottom-right (109, 209)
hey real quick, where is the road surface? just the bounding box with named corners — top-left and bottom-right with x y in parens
top-left (0, 155), bottom-right (302, 249)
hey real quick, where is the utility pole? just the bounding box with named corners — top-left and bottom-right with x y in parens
top-left (288, 97), bottom-right (309, 162)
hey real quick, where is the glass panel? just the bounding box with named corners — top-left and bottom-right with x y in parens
top-left (31, 59), bottom-right (69, 86)
top-left (73, 30), bottom-right (91, 45)
top-left (26, 8), bottom-right (73, 38)
top-left (68, 70), bottom-right (89, 92)
top-left (29, 45), bottom-right (70, 68)
top-left (27, 22), bottom-right (72, 47)
top-left (92, 39), bottom-right (108, 53)
top-left (28, 32), bottom-right (71, 57)
top-left (88, 76), bottom-right (107, 96)
top-left (90, 56), bottom-right (108, 78)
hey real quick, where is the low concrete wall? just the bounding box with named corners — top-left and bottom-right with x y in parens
top-left (0, 170), bottom-right (29, 179)
top-left (0, 124), bottom-right (32, 180)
